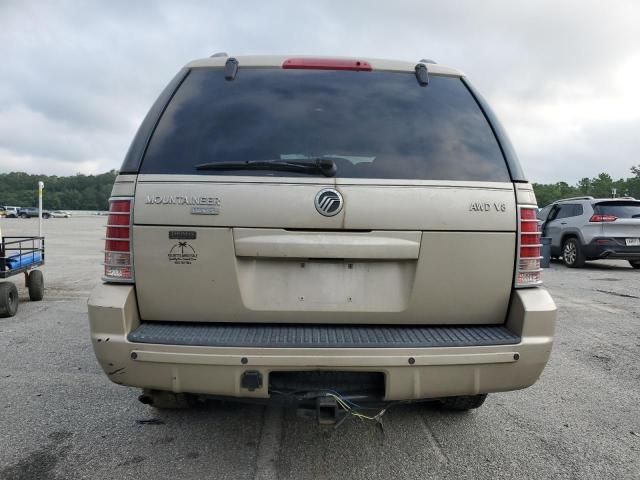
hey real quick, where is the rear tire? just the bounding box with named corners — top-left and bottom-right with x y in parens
top-left (0, 282), bottom-right (19, 317)
top-left (629, 260), bottom-right (640, 269)
top-left (562, 238), bottom-right (585, 268)
top-left (28, 270), bottom-right (44, 301)
top-left (43, 213), bottom-right (50, 219)
top-left (439, 394), bottom-right (487, 411)
top-left (20, 213), bottom-right (28, 219)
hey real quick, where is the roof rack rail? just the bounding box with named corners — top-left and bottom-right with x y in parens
top-left (556, 196), bottom-right (594, 202)
top-left (419, 59), bottom-right (437, 64)
top-left (210, 52), bottom-right (228, 58)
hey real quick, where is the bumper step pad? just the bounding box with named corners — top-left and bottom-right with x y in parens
top-left (128, 322), bottom-right (520, 348)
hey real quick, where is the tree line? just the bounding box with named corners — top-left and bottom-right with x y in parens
top-left (0, 171), bottom-right (117, 211)
top-left (532, 166), bottom-right (640, 207)
top-left (0, 166), bottom-right (638, 211)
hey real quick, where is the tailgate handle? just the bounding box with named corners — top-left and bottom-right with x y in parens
top-left (233, 229), bottom-right (421, 260)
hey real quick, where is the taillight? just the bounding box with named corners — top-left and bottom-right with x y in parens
top-left (516, 206), bottom-right (542, 287)
top-left (104, 198), bottom-right (133, 282)
top-left (589, 214), bottom-right (617, 222)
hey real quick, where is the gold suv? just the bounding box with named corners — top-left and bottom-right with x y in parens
top-left (88, 55), bottom-right (556, 413)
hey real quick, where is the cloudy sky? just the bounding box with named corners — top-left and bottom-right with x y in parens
top-left (2, 0), bottom-right (639, 183)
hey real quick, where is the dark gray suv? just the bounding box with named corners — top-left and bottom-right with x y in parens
top-left (18, 207), bottom-right (51, 219)
top-left (538, 197), bottom-right (640, 268)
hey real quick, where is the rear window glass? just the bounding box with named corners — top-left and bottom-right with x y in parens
top-left (141, 68), bottom-right (510, 181)
top-left (594, 201), bottom-right (640, 218)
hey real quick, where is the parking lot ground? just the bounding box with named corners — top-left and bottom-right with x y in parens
top-left (1, 217), bottom-right (639, 480)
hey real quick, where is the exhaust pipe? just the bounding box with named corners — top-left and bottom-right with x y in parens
top-left (137, 389), bottom-right (193, 409)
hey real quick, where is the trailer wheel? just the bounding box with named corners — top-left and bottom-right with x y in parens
top-left (0, 282), bottom-right (19, 317)
top-left (28, 270), bottom-right (44, 301)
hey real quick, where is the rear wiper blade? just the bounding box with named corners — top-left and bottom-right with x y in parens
top-left (195, 158), bottom-right (337, 177)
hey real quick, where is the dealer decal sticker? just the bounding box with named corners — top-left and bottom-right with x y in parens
top-left (168, 242), bottom-right (197, 265)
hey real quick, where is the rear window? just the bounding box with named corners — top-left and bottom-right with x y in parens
top-left (141, 68), bottom-right (511, 181)
top-left (594, 201), bottom-right (640, 218)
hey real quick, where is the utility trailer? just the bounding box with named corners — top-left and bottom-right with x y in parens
top-left (0, 236), bottom-right (45, 317)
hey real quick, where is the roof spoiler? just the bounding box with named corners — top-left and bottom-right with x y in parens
top-left (556, 196), bottom-right (594, 202)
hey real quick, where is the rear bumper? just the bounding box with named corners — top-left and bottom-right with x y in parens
top-left (88, 285), bottom-right (556, 401)
top-left (583, 238), bottom-right (640, 260)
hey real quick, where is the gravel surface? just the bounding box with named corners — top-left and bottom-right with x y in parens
top-left (0, 217), bottom-right (639, 479)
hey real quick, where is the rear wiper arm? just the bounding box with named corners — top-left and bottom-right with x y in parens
top-left (195, 158), bottom-right (337, 177)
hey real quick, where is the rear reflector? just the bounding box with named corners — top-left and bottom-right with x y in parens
top-left (282, 58), bottom-right (372, 71)
top-left (104, 198), bottom-right (134, 282)
top-left (516, 206), bottom-right (542, 288)
top-left (589, 214), bottom-right (617, 222)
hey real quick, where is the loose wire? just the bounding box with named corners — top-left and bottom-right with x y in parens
top-left (324, 392), bottom-right (388, 423)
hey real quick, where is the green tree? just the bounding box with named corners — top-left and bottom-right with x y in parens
top-left (589, 173), bottom-right (614, 198)
top-left (533, 167), bottom-right (640, 206)
top-left (577, 177), bottom-right (592, 194)
top-left (0, 170), bottom-right (118, 210)
top-left (532, 182), bottom-right (579, 207)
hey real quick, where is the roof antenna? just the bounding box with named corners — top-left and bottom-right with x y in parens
top-left (224, 57), bottom-right (239, 81)
top-left (414, 63), bottom-right (429, 86)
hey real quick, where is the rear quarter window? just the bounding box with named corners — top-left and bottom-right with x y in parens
top-left (140, 68), bottom-right (511, 182)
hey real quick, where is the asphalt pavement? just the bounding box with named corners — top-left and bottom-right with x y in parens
top-left (0, 217), bottom-right (639, 479)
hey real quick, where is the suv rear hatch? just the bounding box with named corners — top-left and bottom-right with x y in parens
top-left (127, 60), bottom-right (521, 325)
top-left (592, 200), bottom-right (640, 246)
